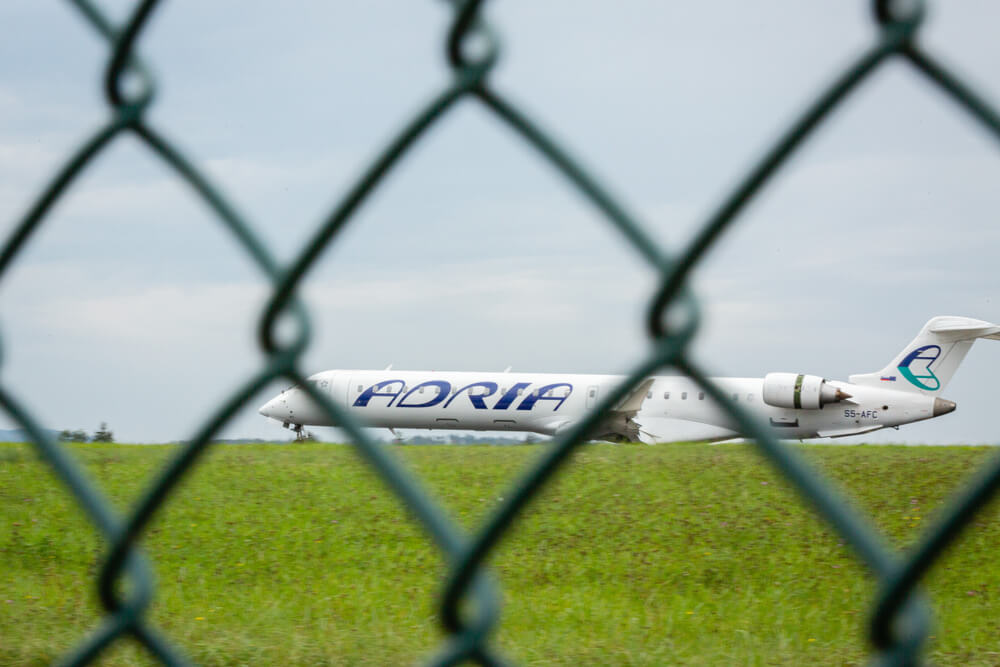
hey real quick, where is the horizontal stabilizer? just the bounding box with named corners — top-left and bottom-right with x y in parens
top-left (928, 317), bottom-right (1000, 341)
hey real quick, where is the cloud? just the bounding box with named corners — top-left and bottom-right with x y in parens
top-left (306, 263), bottom-right (594, 319)
top-left (2, 261), bottom-right (264, 343)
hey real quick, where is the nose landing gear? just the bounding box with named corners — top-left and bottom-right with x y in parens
top-left (283, 422), bottom-right (313, 442)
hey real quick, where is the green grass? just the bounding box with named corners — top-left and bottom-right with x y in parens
top-left (3, 442), bottom-right (1000, 665)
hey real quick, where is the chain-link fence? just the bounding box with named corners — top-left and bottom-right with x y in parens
top-left (3, 0), bottom-right (1000, 664)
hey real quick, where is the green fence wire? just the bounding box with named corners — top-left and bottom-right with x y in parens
top-left (2, 0), bottom-right (1000, 664)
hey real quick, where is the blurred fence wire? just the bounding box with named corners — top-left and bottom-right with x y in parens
top-left (3, 0), bottom-right (1000, 664)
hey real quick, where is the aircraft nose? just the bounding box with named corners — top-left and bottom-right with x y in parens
top-left (933, 398), bottom-right (957, 417)
top-left (259, 395), bottom-right (284, 419)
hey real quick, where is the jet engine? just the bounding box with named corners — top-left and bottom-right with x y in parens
top-left (761, 372), bottom-right (851, 410)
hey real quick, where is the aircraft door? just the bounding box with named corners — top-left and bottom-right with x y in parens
top-left (330, 373), bottom-right (350, 409)
top-left (586, 385), bottom-right (599, 409)
top-left (347, 375), bottom-right (360, 408)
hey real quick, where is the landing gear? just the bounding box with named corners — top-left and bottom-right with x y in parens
top-left (284, 422), bottom-right (312, 442)
top-left (388, 427), bottom-right (403, 444)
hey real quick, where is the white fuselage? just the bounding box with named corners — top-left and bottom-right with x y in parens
top-left (258, 369), bottom-right (954, 442)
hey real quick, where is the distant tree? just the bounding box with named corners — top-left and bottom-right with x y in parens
top-left (92, 422), bottom-right (114, 443)
top-left (59, 429), bottom-right (89, 442)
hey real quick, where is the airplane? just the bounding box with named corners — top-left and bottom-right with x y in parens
top-left (258, 316), bottom-right (1000, 443)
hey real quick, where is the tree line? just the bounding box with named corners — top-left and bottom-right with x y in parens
top-left (58, 422), bottom-right (113, 443)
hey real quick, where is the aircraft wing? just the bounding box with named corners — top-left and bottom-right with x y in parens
top-left (581, 378), bottom-right (655, 442)
top-left (634, 417), bottom-right (739, 444)
top-left (816, 425), bottom-right (885, 439)
top-left (566, 379), bottom-right (740, 444)
top-left (612, 378), bottom-right (655, 416)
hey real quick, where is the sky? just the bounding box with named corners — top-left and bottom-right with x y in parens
top-left (2, 2), bottom-right (1000, 444)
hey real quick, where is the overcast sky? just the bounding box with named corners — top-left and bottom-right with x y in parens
top-left (2, 2), bottom-right (1000, 444)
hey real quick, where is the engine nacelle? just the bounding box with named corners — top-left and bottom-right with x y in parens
top-left (762, 373), bottom-right (850, 410)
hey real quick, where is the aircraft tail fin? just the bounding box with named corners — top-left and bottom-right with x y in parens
top-left (848, 316), bottom-right (1000, 394)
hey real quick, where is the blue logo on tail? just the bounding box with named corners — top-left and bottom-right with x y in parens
top-left (897, 345), bottom-right (941, 391)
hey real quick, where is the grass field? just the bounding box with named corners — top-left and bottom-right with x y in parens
top-left (3, 441), bottom-right (1000, 665)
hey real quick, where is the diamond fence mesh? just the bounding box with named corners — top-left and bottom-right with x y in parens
top-left (2, 0), bottom-right (1000, 664)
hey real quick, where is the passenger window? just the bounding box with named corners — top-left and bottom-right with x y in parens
top-left (732, 393), bottom-right (738, 401)
top-left (681, 392), bottom-right (688, 400)
top-left (698, 392), bottom-right (705, 400)
top-left (589, 389), bottom-right (596, 398)
top-left (647, 391), bottom-right (652, 399)
top-left (357, 385), bottom-right (362, 393)
top-left (664, 392), bottom-right (670, 400)
top-left (419, 387), bottom-right (425, 394)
